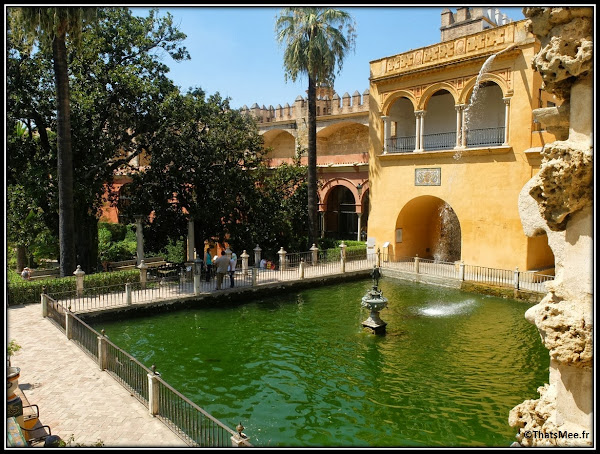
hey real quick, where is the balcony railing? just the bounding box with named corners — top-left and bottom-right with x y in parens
top-left (423, 131), bottom-right (456, 150)
top-left (385, 126), bottom-right (505, 153)
top-left (466, 126), bottom-right (505, 147)
top-left (386, 135), bottom-right (415, 153)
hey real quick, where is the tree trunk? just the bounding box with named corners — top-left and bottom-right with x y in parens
top-left (16, 246), bottom-right (26, 272)
top-left (53, 34), bottom-right (76, 277)
top-left (75, 211), bottom-right (99, 274)
top-left (307, 76), bottom-right (319, 247)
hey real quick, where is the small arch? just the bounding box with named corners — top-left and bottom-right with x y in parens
top-left (418, 82), bottom-right (459, 111)
top-left (460, 73), bottom-right (509, 105)
top-left (382, 91), bottom-right (418, 116)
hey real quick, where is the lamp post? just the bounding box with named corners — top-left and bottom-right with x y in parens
top-left (356, 183), bottom-right (363, 241)
top-left (134, 215), bottom-right (145, 266)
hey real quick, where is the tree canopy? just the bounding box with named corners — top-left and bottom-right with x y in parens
top-left (7, 7), bottom-right (310, 270)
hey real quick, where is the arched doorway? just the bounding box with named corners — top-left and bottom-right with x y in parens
top-left (324, 185), bottom-right (357, 240)
top-left (395, 196), bottom-right (461, 262)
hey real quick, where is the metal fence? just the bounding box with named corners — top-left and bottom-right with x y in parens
top-left (43, 294), bottom-right (251, 447)
top-left (381, 255), bottom-right (554, 293)
top-left (156, 380), bottom-right (246, 447)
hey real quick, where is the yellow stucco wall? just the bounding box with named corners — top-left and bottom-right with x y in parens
top-left (367, 20), bottom-right (556, 271)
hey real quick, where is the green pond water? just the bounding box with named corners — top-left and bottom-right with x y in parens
top-left (92, 278), bottom-right (549, 447)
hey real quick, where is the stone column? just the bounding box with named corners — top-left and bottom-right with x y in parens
top-left (455, 105), bottom-right (465, 148)
top-left (503, 97), bottom-right (511, 145)
top-left (356, 213), bottom-right (363, 241)
top-left (418, 111), bottom-right (426, 151)
top-left (382, 115), bottom-right (391, 153)
top-left (134, 215), bottom-right (145, 266)
top-left (461, 107), bottom-right (468, 147)
top-left (414, 111), bottom-right (421, 151)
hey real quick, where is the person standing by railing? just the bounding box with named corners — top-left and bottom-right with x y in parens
top-left (214, 251), bottom-right (230, 290)
top-left (204, 248), bottom-right (213, 282)
top-left (229, 252), bottom-right (238, 288)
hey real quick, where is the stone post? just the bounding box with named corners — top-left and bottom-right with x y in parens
top-left (138, 260), bottom-right (148, 290)
top-left (252, 267), bottom-right (257, 286)
top-left (193, 261), bottom-right (201, 295)
top-left (230, 423), bottom-right (249, 447)
top-left (148, 365), bottom-right (160, 416)
top-left (376, 248), bottom-right (381, 268)
top-left (278, 247), bottom-right (287, 271)
top-left (459, 261), bottom-right (465, 281)
top-left (414, 255), bottom-right (420, 274)
top-left (340, 241), bottom-right (347, 273)
top-left (310, 244), bottom-right (319, 266)
top-left (253, 245), bottom-right (262, 268)
top-left (240, 250), bottom-right (249, 273)
top-left (98, 329), bottom-right (108, 371)
top-left (299, 259), bottom-right (305, 279)
top-left (73, 265), bottom-right (85, 297)
top-left (41, 293), bottom-right (48, 317)
top-left (513, 267), bottom-right (520, 290)
top-left (65, 307), bottom-right (73, 340)
top-left (125, 283), bottom-right (132, 305)
top-left (134, 215), bottom-right (145, 265)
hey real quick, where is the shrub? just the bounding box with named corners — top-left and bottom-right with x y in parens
top-left (6, 269), bottom-right (140, 306)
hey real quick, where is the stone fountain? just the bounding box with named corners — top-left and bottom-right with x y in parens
top-left (361, 266), bottom-right (388, 335)
top-left (509, 7), bottom-right (593, 447)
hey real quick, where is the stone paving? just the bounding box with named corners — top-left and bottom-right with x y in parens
top-left (6, 303), bottom-right (187, 448)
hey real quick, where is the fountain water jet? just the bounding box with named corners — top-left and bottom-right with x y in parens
top-left (455, 43), bottom-right (521, 160)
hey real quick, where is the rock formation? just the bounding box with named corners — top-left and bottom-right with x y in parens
top-left (511, 7), bottom-right (593, 447)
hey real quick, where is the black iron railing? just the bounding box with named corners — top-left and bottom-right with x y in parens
top-left (466, 126), bottom-right (505, 147)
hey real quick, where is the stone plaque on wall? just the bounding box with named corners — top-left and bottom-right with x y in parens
top-left (415, 168), bottom-right (441, 186)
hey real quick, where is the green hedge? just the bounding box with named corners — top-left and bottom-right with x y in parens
top-left (7, 269), bottom-right (140, 306)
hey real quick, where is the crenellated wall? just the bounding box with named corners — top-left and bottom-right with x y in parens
top-left (242, 89), bottom-right (370, 124)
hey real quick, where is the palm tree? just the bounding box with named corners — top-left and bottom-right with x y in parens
top-left (275, 7), bottom-right (356, 247)
top-left (9, 7), bottom-right (97, 276)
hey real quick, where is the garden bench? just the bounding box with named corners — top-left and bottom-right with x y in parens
top-left (107, 256), bottom-right (166, 272)
top-left (29, 268), bottom-right (60, 281)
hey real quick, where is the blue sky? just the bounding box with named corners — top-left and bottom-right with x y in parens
top-left (130, 6), bottom-right (526, 110)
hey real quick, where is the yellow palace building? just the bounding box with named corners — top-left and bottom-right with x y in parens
top-left (366, 7), bottom-right (558, 271)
